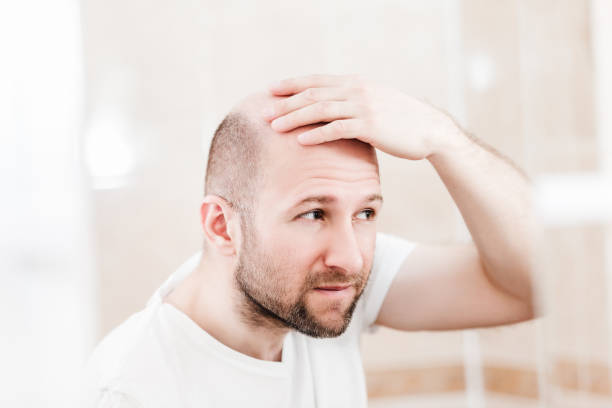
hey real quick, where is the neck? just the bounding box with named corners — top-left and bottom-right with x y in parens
top-left (164, 254), bottom-right (290, 362)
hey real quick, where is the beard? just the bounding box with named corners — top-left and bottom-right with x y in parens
top-left (234, 225), bottom-right (370, 338)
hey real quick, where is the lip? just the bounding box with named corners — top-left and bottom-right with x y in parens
top-left (313, 285), bottom-right (353, 297)
top-left (316, 285), bottom-right (351, 290)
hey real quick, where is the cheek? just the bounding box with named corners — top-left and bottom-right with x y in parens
top-left (363, 235), bottom-right (376, 266)
top-left (277, 225), bottom-right (377, 265)
top-left (264, 221), bottom-right (377, 278)
top-left (270, 225), bottom-right (321, 261)
top-left (264, 241), bottom-right (315, 293)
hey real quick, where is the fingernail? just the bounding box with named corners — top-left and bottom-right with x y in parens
top-left (297, 132), bottom-right (311, 144)
top-left (270, 118), bottom-right (283, 131)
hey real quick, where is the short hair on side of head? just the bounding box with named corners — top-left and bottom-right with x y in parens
top-left (204, 112), bottom-right (263, 235)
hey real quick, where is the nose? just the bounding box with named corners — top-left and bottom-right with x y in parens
top-left (323, 221), bottom-right (364, 275)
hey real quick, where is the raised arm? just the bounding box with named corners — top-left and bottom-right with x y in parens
top-left (264, 74), bottom-right (535, 330)
top-left (377, 131), bottom-right (534, 331)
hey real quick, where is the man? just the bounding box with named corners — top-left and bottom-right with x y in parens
top-left (84, 74), bottom-right (535, 407)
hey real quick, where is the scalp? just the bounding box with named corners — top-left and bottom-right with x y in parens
top-left (205, 91), bottom-right (378, 216)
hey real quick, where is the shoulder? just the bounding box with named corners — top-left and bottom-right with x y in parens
top-left (360, 232), bottom-right (417, 332)
top-left (82, 305), bottom-right (177, 407)
top-left (369, 232), bottom-right (417, 289)
top-left (86, 306), bottom-right (157, 379)
top-left (373, 232), bottom-right (417, 265)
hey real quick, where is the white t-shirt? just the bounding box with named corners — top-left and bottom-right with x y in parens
top-left (83, 233), bottom-right (415, 408)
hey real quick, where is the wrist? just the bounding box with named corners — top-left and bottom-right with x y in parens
top-left (426, 119), bottom-right (472, 164)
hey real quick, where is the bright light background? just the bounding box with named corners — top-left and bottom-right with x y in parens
top-left (1, 1), bottom-right (611, 407)
top-left (0, 1), bottom-right (95, 406)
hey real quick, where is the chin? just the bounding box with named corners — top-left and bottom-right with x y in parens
top-left (315, 322), bottom-right (351, 338)
top-left (310, 311), bottom-right (354, 337)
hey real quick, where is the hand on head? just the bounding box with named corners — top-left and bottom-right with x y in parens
top-left (262, 74), bottom-right (463, 161)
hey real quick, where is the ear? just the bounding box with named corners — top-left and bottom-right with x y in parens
top-left (200, 195), bottom-right (241, 256)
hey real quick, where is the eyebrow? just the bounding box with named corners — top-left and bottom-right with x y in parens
top-left (290, 193), bottom-right (383, 209)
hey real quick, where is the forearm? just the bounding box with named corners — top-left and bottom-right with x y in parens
top-left (427, 127), bottom-right (534, 304)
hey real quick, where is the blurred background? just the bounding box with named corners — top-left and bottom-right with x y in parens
top-left (1, 0), bottom-right (611, 406)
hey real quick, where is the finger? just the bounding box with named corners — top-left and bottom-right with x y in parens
top-left (268, 74), bottom-right (347, 96)
top-left (297, 119), bottom-right (363, 145)
top-left (270, 101), bottom-right (361, 133)
top-left (264, 87), bottom-right (351, 121)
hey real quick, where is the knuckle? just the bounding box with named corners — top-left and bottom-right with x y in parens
top-left (333, 120), bottom-right (347, 134)
top-left (302, 88), bottom-right (317, 103)
top-left (360, 101), bottom-right (374, 116)
top-left (364, 116), bottom-right (376, 132)
top-left (318, 101), bottom-right (333, 115)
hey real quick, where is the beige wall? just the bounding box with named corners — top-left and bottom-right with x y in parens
top-left (83, 0), bottom-right (611, 406)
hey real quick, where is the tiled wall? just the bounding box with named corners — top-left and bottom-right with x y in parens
top-left (83, 1), bottom-right (610, 406)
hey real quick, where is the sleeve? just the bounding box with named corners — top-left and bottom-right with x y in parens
top-left (361, 232), bottom-right (416, 334)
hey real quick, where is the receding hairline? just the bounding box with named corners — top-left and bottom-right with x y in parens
top-left (204, 111), bottom-right (264, 209)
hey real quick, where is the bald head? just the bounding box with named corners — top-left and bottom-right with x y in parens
top-left (204, 91), bottom-right (378, 233)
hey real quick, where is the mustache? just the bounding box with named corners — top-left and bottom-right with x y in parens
top-left (304, 269), bottom-right (366, 288)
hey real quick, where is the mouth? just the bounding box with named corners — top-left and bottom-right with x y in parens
top-left (313, 285), bottom-right (353, 298)
top-left (315, 285), bottom-right (351, 291)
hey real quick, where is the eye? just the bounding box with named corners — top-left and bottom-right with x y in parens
top-left (356, 208), bottom-right (376, 220)
top-left (300, 209), bottom-right (325, 220)
top-left (298, 208), bottom-right (377, 221)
